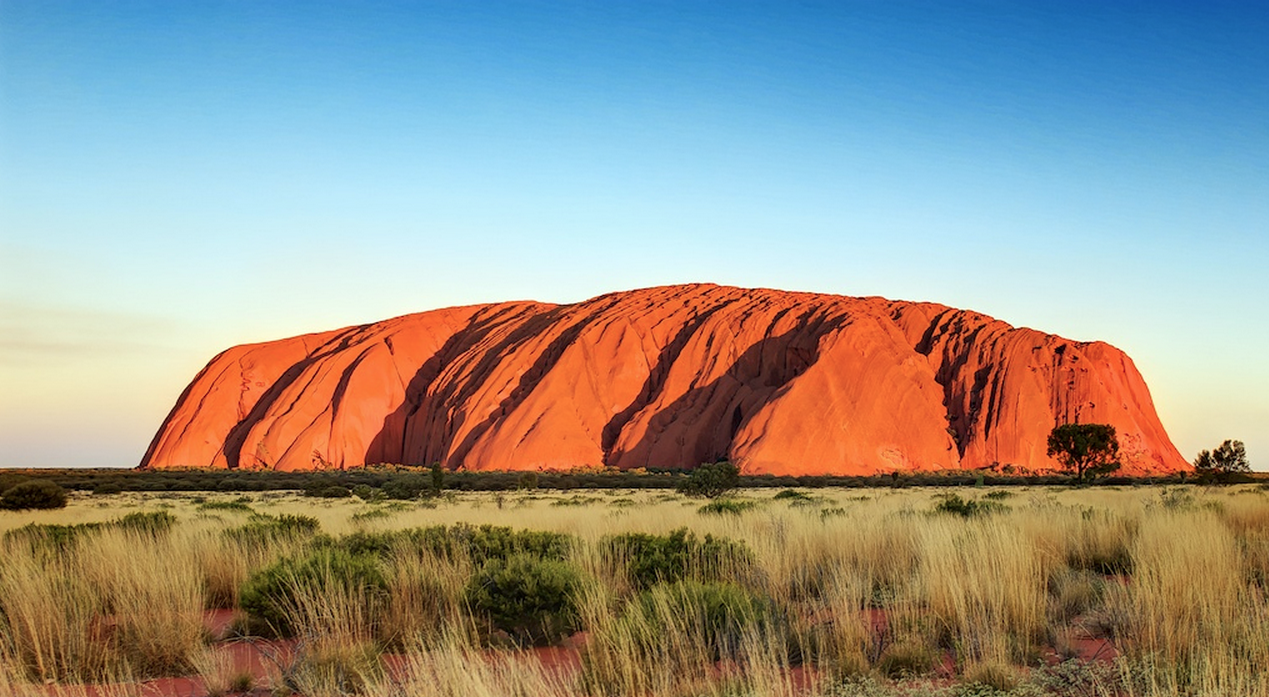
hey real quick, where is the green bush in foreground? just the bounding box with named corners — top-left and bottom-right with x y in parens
top-left (239, 547), bottom-right (388, 636)
top-left (224, 513), bottom-right (321, 546)
top-left (464, 553), bottom-right (583, 646)
top-left (0, 479), bottom-right (67, 510)
top-left (631, 580), bottom-right (777, 659)
top-left (3, 521), bottom-right (104, 552)
top-left (601, 528), bottom-right (751, 590)
top-left (327, 524), bottom-right (575, 563)
top-left (116, 510), bottom-right (177, 535)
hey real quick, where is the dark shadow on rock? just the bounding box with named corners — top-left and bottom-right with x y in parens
top-left (363, 304), bottom-right (543, 466)
top-left (607, 310), bottom-right (847, 470)
top-left (444, 294), bottom-right (629, 467)
top-left (599, 299), bottom-right (740, 463)
top-left (220, 326), bottom-right (368, 469)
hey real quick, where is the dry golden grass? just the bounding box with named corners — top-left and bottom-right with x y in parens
top-left (0, 484), bottom-right (1267, 696)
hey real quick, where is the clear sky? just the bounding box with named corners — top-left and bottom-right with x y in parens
top-left (1, 1), bottom-right (1266, 469)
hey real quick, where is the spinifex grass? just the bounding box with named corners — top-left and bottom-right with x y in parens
top-left (0, 486), bottom-right (1267, 695)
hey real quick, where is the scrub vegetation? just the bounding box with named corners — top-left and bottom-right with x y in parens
top-left (0, 485), bottom-right (1267, 696)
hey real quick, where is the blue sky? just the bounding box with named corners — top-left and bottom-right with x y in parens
top-left (1, 1), bottom-right (1266, 468)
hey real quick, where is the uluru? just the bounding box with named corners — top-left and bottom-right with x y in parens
top-left (140, 284), bottom-right (1187, 475)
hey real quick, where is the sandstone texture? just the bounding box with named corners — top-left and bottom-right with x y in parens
top-left (140, 284), bottom-right (1187, 475)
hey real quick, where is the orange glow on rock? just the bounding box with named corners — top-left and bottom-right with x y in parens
top-left (139, 284), bottom-right (1188, 475)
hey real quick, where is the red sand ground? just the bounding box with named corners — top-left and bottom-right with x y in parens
top-left (34, 605), bottom-right (1123, 697)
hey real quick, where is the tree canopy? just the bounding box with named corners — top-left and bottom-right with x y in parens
top-left (1194, 439), bottom-right (1250, 482)
top-left (1046, 423), bottom-right (1121, 484)
top-left (677, 461), bottom-right (741, 499)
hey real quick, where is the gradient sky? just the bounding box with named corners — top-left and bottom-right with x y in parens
top-left (1, 1), bottom-right (1266, 469)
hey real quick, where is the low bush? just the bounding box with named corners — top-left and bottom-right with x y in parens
top-left (382, 476), bottom-right (427, 500)
top-left (224, 513), bottom-right (321, 546)
top-left (197, 498), bottom-right (254, 512)
top-left (116, 510), bottom-right (177, 535)
top-left (961, 661), bottom-right (1017, 693)
top-left (698, 499), bottom-right (759, 515)
top-left (3, 521), bottom-right (104, 552)
top-left (239, 547), bottom-right (388, 636)
top-left (464, 553), bottom-right (583, 646)
top-left (933, 493), bottom-right (1006, 518)
top-left (601, 528), bottom-right (752, 590)
top-left (630, 580), bottom-right (777, 659)
top-left (323, 524), bottom-right (575, 564)
top-left (875, 640), bottom-right (935, 678)
top-left (0, 479), bottom-right (67, 510)
top-left (428, 524), bottom-right (574, 563)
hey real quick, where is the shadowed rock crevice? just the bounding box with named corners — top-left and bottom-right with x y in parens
top-left (363, 304), bottom-right (543, 465)
top-left (610, 317), bottom-right (844, 470)
top-left (599, 300), bottom-right (739, 462)
top-left (221, 326), bottom-right (366, 469)
top-left (445, 300), bottom-right (621, 467)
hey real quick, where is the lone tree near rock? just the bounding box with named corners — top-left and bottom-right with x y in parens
top-left (678, 461), bottom-right (740, 499)
top-left (1194, 439), bottom-right (1249, 482)
top-left (1047, 423), bottom-right (1121, 484)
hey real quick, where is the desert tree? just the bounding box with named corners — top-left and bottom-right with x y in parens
top-left (677, 460), bottom-right (741, 498)
top-left (1194, 439), bottom-right (1250, 482)
top-left (1047, 423), bottom-right (1121, 484)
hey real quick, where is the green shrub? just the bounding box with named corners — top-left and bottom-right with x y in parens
top-left (677, 461), bottom-right (740, 498)
top-left (349, 508), bottom-right (393, 523)
top-left (3, 522), bottom-right (104, 552)
top-left (116, 510), bottom-right (177, 534)
top-left (631, 580), bottom-right (776, 659)
top-left (239, 547), bottom-right (387, 636)
top-left (198, 498), bottom-right (254, 512)
top-left (382, 476), bottom-right (425, 500)
top-left (698, 498), bottom-right (759, 515)
top-left (324, 524), bottom-right (574, 564)
top-left (0, 480), bottom-right (67, 510)
top-left (933, 493), bottom-right (1006, 518)
top-left (517, 471), bottom-right (539, 490)
top-left (224, 513), bottom-right (320, 546)
top-left (436, 524), bottom-right (573, 563)
top-left (464, 554), bottom-right (583, 646)
top-left (601, 528), bottom-right (751, 590)
top-left (327, 530), bottom-right (403, 557)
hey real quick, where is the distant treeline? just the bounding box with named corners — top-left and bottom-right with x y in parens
top-left (0, 465), bottom-right (1244, 496)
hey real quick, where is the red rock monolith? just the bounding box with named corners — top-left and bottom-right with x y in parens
top-left (140, 284), bottom-right (1187, 475)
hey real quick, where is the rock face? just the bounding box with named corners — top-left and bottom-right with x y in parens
top-left (140, 284), bottom-right (1187, 475)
